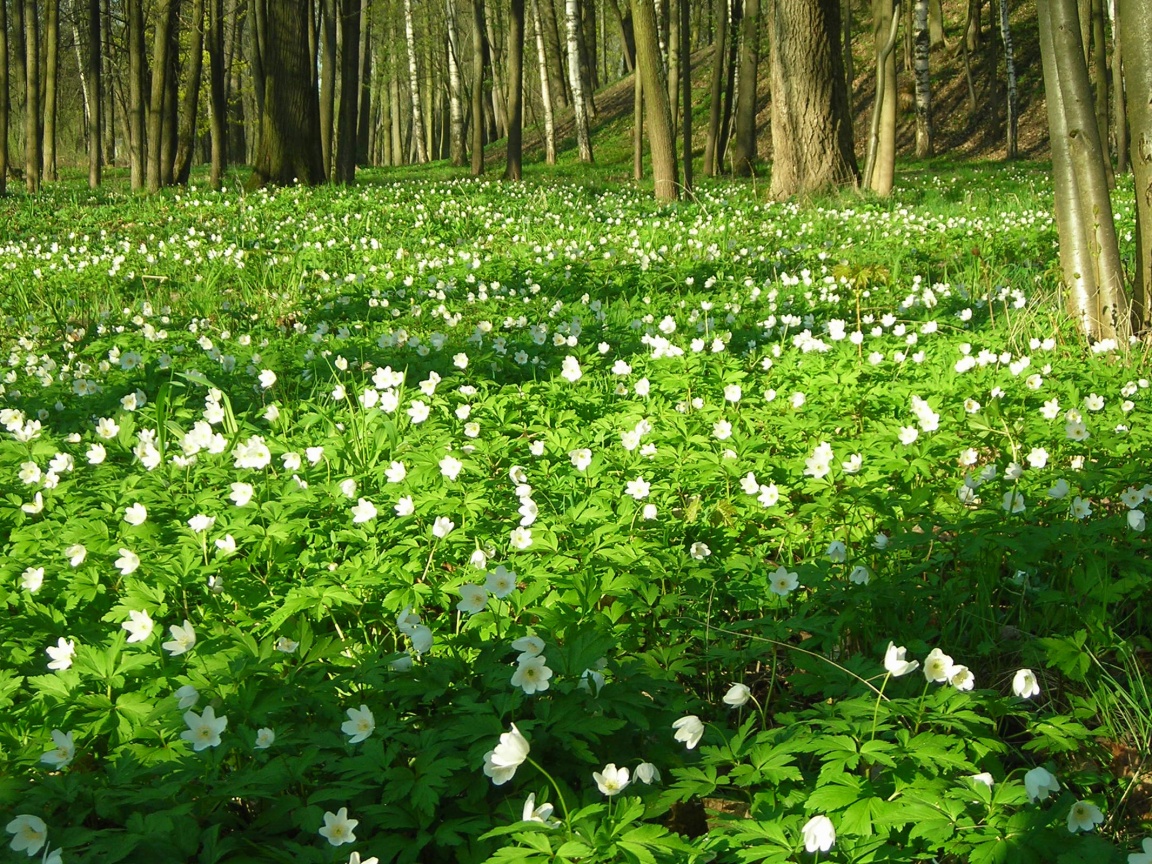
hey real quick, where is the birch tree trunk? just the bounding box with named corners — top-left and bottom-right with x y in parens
top-left (540, 0), bottom-right (570, 107)
top-left (43, 0), bottom-right (59, 181)
top-left (999, 0), bottom-right (1018, 158)
top-left (533, 0), bottom-right (557, 163)
top-left (913, 0), bottom-right (932, 157)
top-left (405, 0), bottom-right (429, 163)
top-left (1120, 0), bottom-right (1150, 330)
top-left (446, 0), bottom-right (467, 166)
top-left (567, 0), bottom-right (594, 162)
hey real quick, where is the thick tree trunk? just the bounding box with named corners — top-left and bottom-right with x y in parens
top-left (504, 0), bottom-right (525, 180)
top-left (174, 0), bottom-right (206, 184)
top-left (567, 0), bottom-right (594, 161)
top-left (999, 0), bottom-right (1017, 158)
top-left (43, 0), bottom-right (59, 181)
top-left (319, 0), bottom-right (336, 175)
top-left (732, 0), bottom-right (760, 176)
top-left (335, 0), bottom-right (361, 183)
top-left (447, 0), bottom-right (467, 165)
top-left (24, 0), bottom-right (41, 193)
top-left (703, 0), bottom-right (729, 175)
top-left (471, 0), bottom-right (487, 174)
top-left (404, 0), bottom-right (428, 162)
top-left (864, 0), bottom-right (899, 194)
top-left (208, 0), bottom-right (226, 188)
top-left (1120, 0), bottom-right (1150, 330)
top-left (914, 0), bottom-right (932, 157)
top-left (0, 0), bottom-right (8, 197)
top-left (1039, 0), bottom-right (1127, 339)
top-left (532, 0), bottom-right (557, 163)
top-left (768, 0), bottom-right (858, 198)
top-left (249, 0), bottom-right (325, 186)
top-left (147, 0), bottom-right (178, 191)
top-left (633, 0), bottom-right (678, 200)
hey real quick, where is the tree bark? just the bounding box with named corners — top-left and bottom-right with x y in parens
top-left (505, 0), bottom-right (525, 179)
top-left (667, 0), bottom-right (679, 129)
top-left (0, 0), bottom-right (8, 197)
top-left (147, 0), bottom-right (178, 191)
top-left (1120, 0), bottom-right (1150, 330)
top-left (101, 0), bottom-right (115, 164)
top-left (1090, 0), bottom-right (1110, 177)
top-left (540, 0), bottom-right (570, 106)
top-left (606, 0), bottom-right (635, 72)
top-left (1039, 0), bottom-right (1127, 339)
top-left (732, 0), bottom-right (761, 176)
top-left (446, 0), bottom-right (467, 165)
top-left (335, 0), bottom-right (361, 183)
top-left (998, 0), bottom-right (1017, 158)
top-left (703, 0), bottom-right (729, 175)
top-left (864, 0), bottom-right (899, 194)
top-left (319, 0), bottom-right (336, 175)
top-left (633, 0), bottom-right (678, 199)
top-left (127, 0), bottom-right (145, 188)
top-left (928, 0), bottom-right (944, 44)
top-left (356, 0), bottom-right (371, 163)
top-left (567, 0), bottom-right (594, 161)
top-left (249, 0), bottom-right (325, 186)
top-left (404, 0), bottom-right (428, 162)
top-left (1112, 0), bottom-right (1126, 174)
top-left (24, 0), bottom-right (41, 193)
top-left (532, 0), bottom-right (557, 163)
top-left (768, 0), bottom-right (858, 198)
top-left (914, 0), bottom-right (932, 157)
top-left (174, 0), bottom-right (206, 184)
top-left (633, 56), bottom-right (643, 179)
top-left (86, 0), bottom-right (101, 186)
top-left (681, 0), bottom-right (692, 192)
top-left (471, 0), bottom-right (488, 174)
top-left (43, 0), bottom-right (59, 181)
top-left (208, 0), bottom-right (227, 188)
top-left (965, 0), bottom-right (980, 50)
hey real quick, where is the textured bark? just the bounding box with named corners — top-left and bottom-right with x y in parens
top-left (404, 0), bottom-right (428, 162)
top-left (914, 0), bottom-right (932, 157)
top-left (86, 0), bottom-right (101, 186)
top-left (208, 0), bottom-right (227, 188)
top-left (606, 0), bottom-right (635, 71)
top-left (447, 0), bottom-right (467, 165)
top-left (1112, 0), bottom-right (1126, 174)
top-left (667, 0), bottom-right (679, 128)
top-left (471, 0), bottom-right (487, 174)
top-left (633, 49), bottom-right (643, 180)
top-left (582, 0), bottom-right (598, 91)
top-left (1090, 0), bottom-right (1109, 175)
top-left (540, 0), bottom-right (570, 106)
top-left (718, 0), bottom-right (741, 170)
top-left (0, 0), bottom-right (7, 196)
top-left (998, 0), bottom-right (1017, 158)
top-left (532, 0), bottom-right (557, 163)
top-left (174, 0), bottom-right (206, 184)
top-left (768, 0), bottom-right (858, 199)
top-left (127, 0), bottom-right (145, 188)
top-left (249, 0), bottom-right (325, 186)
top-left (24, 0), bottom-right (41, 193)
top-left (356, 0), bottom-right (371, 163)
top-left (703, 0), bottom-right (729, 175)
top-left (864, 0), bottom-right (898, 194)
top-left (335, 0), bottom-right (361, 183)
top-left (567, 0), bottom-right (593, 162)
top-left (147, 0), bottom-right (178, 191)
top-left (965, 0), bottom-right (980, 50)
top-left (732, 0), bottom-right (760, 176)
top-left (1040, 0), bottom-right (1127, 338)
top-left (504, 0), bottom-right (525, 180)
top-left (1121, 0), bottom-right (1150, 329)
top-left (633, 0), bottom-right (677, 200)
top-left (841, 0), bottom-right (853, 116)
top-left (43, 0), bottom-right (59, 181)
top-left (319, 0), bottom-right (336, 174)
top-left (101, 0), bottom-right (114, 163)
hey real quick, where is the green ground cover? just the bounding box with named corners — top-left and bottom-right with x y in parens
top-left (0, 167), bottom-right (1149, 864)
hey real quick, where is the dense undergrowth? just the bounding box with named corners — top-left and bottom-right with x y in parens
top-left (0, 166), bottom-right (1149, 864)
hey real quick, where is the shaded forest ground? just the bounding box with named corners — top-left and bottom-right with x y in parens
top-left (488, 0), bottom-right (1050, 175)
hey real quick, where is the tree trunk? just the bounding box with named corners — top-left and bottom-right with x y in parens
top-left (319, 0), bottom-right (336, 175)
top-left (335, 0), bottom-right (361, 183)
top-left (127, 0), bottom-right (145, 188)
top-left (965, 0), bottom-right (980, 50)
top-left (998, 0), bottom-right (1017, 158)
top-left (633, 0), bottom-right (678, 199)
top-left (101, 0), bottom-right (114, 164)
top-left (842, 0), bottom-right (853, 116)
top-left (249, 0), bottom-right (325, 186)
top-left (0, 0), bottom-right (8, 197)
top-left (24, 0), bottom-right (41, 193)
top-left (914, 0), bottom-right (932, 157)
top-left (864, 0), bottom-right (899, 194)
top-left (633, 57), bottom-right (643, 179)
top-left (356, 0), bottom-right (371, 163)
top-left (681, 0), bottom-right (692, 192)
top-left (86, 0), bottom-right (101, 186)
top-left (147, 0), bottom-right (178, 191)
top-left (1090, 0), bottom-right (1110, 177)
top-left (404, 0), bottom-right (428, 162)
top-left (768, 0), bottom-right (858, 198)
top-left (174, 0), bottom-right (206, 184)
top-left (540, 0), bottom-right (570, 106)
top-left (1112, 0), bottom-right (1126, 174)
top-left (533, 0), bottom-right (557, 163)
top-left (718, 0), bottom-right (741, 170)
top-left (667, 0), bottom-right (680, 129)
top-left (485, 11), bottom-right (508, 136)
top-left (446, 0), bottom-right (466, 165)
top-left (567, 0), bottom-right (594, 161)
top-left (732, 0), bottom-right (760, 176)
top-left (1120, 0), bottom-right (1150, 330)
top-left (607, 0), bottom-right (635, 71)
top-left (208, 0), bottom-right (226, 188)
top-left (928, 0), bottom-right (944, 44)
top-left (162, 17), bottom-right (180, 186)
top-left (471, 0), bottom-right (487, 173)
top-left (43, 0), bottom-right (59, 181)
top-left (703, 0), bottom-right (729, 175)
top-left (505, 0), bottom-right (525, 180)
top-left (1039, 0), bottom-right (1127, 339)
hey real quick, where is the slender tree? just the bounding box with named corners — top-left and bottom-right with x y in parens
top-left (127, 0), bottom-right (145, 188)
top-left (335, 0), bottom-right (361, 183)
top-left (471, 0), bottom-right (488, 174)
top-left (999, 0), bottom-right (1018, 158)
top-left (768, 0), bottom-right (858, 198)
top-left (1120, 0), bottom-right (1150, 329)
top-left (1, 0), bottom-right (11, 197)
top-left (1112, 0), bottom-right (1126, 174)
top-left (174, 0), bottom-right (206, 183)
top-left (146, 0), bottom-right (178, 191)
top-left (319, 0), bottom-right (336, 174)
top-left (86, 0), bottom-right (101, 187)
top-left (24, 0), bottom-right (41, 193)
top-left (732, 0), bottom-right (761, 176)
top-left (355, 0), bottom-right (371, 163)
top-left (680, 0), bottom-right (691, 192)
top-left (404, 0), bottom-right (428, 162)
top-left (43, 0), bottom-right (59, 181)
top-left (446, 0), bottom-right (467, 166)
top-left (913, 0), bottom-right (931, 157)
top-left (703, 0), bottom-right (728, 175)
top-left (567, 0), bottom-right (593, 162)
top-left (540, 0), bottom-right (569, 106)
top-left (504, 0), bottom-right (525, 180)
top-left (249, 0), bottom-right (326, 185)
top-left (864, 0), bottom-right (899, 194)
top-left (632, 0), bottom-right (677, 200)
top-left (532, 0), bottom-right (556, 163)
